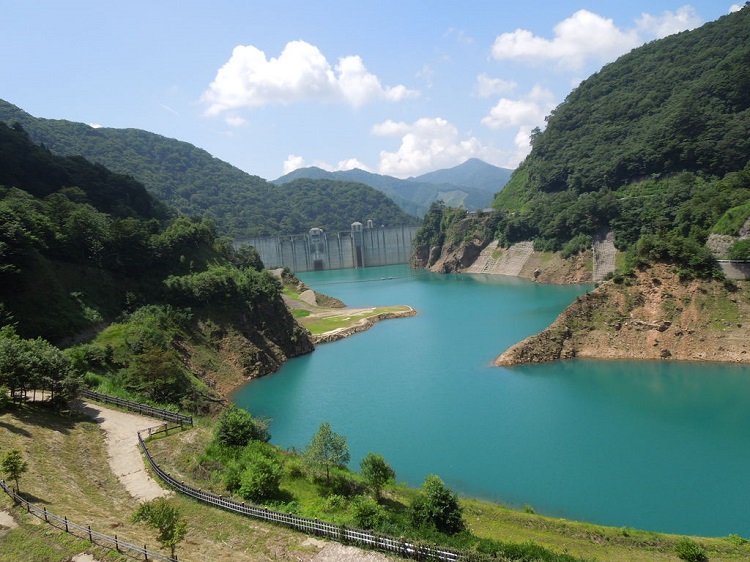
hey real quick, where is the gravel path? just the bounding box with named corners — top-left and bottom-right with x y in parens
top-left (72, 399), bottom-right (171, 503)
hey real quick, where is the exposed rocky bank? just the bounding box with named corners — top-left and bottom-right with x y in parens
top-left (496, 264), bottom-right (750, 365)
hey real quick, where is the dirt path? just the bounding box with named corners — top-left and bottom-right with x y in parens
top-left (72, 399), bottom-right (171, 503)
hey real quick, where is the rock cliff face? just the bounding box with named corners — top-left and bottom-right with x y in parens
top-left (495, 264), bottom-right (750, 365)
top-left (187, 293), bottom-right (314, 399)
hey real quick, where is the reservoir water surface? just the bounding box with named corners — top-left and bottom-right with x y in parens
top-left (233, 264), bottom-right (750, 537)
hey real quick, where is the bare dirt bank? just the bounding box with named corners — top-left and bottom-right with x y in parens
top-left (496, 264), bottom-right (750, 365)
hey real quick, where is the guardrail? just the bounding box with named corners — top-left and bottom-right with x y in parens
top-left (79, 389), bottom-right (193, 426)
top-left (138, 424), bottom-right (461, 561)
top-left (0, 479), bottom-right (177, 561)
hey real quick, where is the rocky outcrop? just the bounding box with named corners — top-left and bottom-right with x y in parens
top-left (496, 264), bottom-right (750, 366)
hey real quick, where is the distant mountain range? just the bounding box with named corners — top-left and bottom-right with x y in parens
top-left (273, 159), bottom-right (512, 217)
top-left (0, 99), bottom-right (511, 236)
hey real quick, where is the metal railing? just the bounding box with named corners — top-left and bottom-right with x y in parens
top-left (79, 389), bottom-right (193, 426)
top-left (0, 479), bottom-right (177, 561)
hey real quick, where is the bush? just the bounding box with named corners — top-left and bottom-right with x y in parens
top-left (351, 496), bottom-right (386, 530)
top-left (238, 451), bottom-right (283, 502)
top-left (675, 537), bottom-right (708, 562)
top-left (214, 404), bottom-right (270, 448)
top-left (728, 239), bottom-right (750, 260)
top-left (410, 474), bottom-right (464, 535)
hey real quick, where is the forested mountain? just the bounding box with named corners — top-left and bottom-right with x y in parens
top-left (0, 100), bottom-right (418, 237)
top-left (273, 159), bottom-right (511, 217)
top-left (0, 122), bottom-right (312, 410)
top-left (485, 6), bottom-right (750, 269)
top-left (411, 158), bottom-right (512, 194)
top-left (268, 178), bottom-right (421, 234)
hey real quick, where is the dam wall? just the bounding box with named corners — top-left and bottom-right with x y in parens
top-left (238, 223), bottom-right (419, 273)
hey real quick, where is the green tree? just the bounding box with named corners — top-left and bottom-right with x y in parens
top-left (303, 422), bottom-right (350, 484)
top-left (213, 404), bottom-right (270, 448)
top-left (1, 449), bottom-right (28, 493)
top-left (131, 498), bottom-right (187, 559)
top-left (359, 452), bottom-right (395, 500)
top-left (410, 474), bottom-right (464, 535)
top-left (237, 450), bottom-right (283, 502)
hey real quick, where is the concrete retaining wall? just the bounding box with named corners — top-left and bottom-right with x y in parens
top-left (717, 260), bottom-right (750, 280)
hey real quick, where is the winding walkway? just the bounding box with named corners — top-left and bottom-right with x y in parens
top-left (72, 399), bottom-right (170, 502)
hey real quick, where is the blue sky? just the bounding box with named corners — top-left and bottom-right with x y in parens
top-left (2, 1), bottom-right (741, 180)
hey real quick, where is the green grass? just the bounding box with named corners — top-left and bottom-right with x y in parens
top-left (291, 309), bottom-right (310, 319)
top-left (300, 306), bottom-right (410, 335)
top-left (147, 426), bottom-right (750, 562)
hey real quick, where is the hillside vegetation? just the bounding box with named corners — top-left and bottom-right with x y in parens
top-left (273, 158), bottom-right (512, 217)
top-left (0, 100), bottom-right (418, 237)
top-left (0, 122), bottom-right (312, 412)
top-left (485, 7), bottom-right (750, 270)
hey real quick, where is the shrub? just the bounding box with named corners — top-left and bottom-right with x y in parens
top-left (728, 239), bottom-right (750, 260)
top-left (410, 474), bottom-right (464, 535)
top-left (214, 404), bottom-right (270, 448)
top-left (351, 496), bottom-right (386, 530)
top-left (675, 537), bottom-right (708, 562)
top-left (238, 451), bottom-right (283, 502)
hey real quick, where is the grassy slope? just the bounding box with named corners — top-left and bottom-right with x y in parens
top-left (147, 427), bottom-right (750, 562)
top-left (0, 404), bottom-right (337, 562)
top-left (2, 404), bottom-right (749, 562)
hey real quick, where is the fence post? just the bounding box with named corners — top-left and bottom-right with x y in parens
top-left (88, 524), bottom-right (92, 542)
top-left (115, 534), bottom-right (119, 552)
top-left (43, 507), bottom-right (48, 522)
top-left (144, 545), bottom-right (148, 560)
top-left (64, 516), bottom-right (68, 532)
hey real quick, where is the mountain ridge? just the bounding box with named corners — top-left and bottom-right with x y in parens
top-left (0, 99), bottom-right (417, 236)
top-left (273, 159), bottom-right (512, 216)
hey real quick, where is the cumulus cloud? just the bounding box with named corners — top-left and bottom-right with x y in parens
top-left (491, 7), bottom-right (704, 71)
top-left (491, 10), bottom-right (640, 70)
top-left (283, 155), bottom-right (307, 175)
top-left (636, 6), bottom-right (702, 39)
top-left (481, 85), bottom-right (555, 130)
top-left (730, 4), bottom-right (743, 12)
top-left (282, 154), bottom-right (371, 176)
top-left (475, 74), bottom-right (517, 98)
top-left (202, 40), bottom-right (418, 118)
top-left (372, 117), bottom-right (507, 178)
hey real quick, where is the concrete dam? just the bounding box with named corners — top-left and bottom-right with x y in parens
top-left (238, 221), bottom-right (420, 273)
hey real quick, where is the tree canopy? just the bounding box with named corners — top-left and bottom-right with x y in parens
top-left (480, 8), bottom-right (750, 272)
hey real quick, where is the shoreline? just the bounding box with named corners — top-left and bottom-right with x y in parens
top-left (310, 307), bottom-right (417, 344)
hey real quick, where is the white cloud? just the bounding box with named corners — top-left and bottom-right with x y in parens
top-left (224, 114), bottom-right (247, 127)
top-left (491, 10), bottom-right (640, 70)
top-left (636, 6), bottom-right (702, 39)
top-left (475, 74), bottom-right (517, 98)
top-left (372, 117), bottom-right (508, 178)
top-left (334, 158), bottom-right (371, 172)
top-left (88, 123), bottom-right (103, 129)
top-left (282, 154), bottom-right (371, 176)
top-left (481, 85), bottom-right (555, 130)
top-left (730, 4), bottom-right (743, 12)
top-left (202, 40), bottom-right (418, 118)
top-left (283, 155), bottom-right (307, 175)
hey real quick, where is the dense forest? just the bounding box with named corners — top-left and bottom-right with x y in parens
top-left (0, 122), bottom-right (312, 411)
top-left (0, 100), bottom-right (419, 238)
top-left (475, 7), bottom-right (750, 272)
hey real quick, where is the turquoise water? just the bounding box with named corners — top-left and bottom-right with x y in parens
top-left (233, 265), bottom-right (750, 537)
